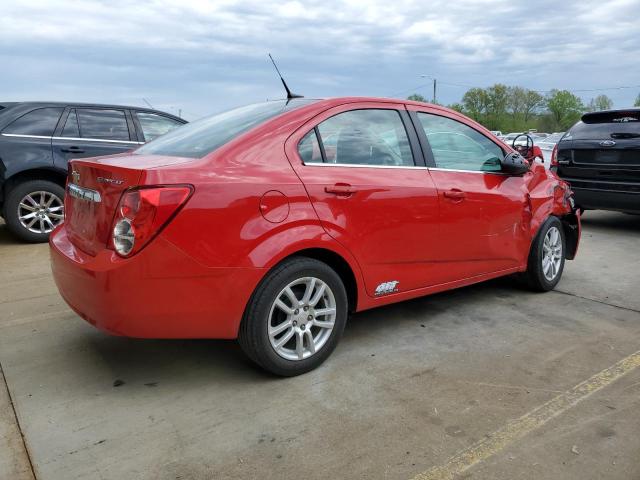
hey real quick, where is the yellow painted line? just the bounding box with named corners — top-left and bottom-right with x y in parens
top-left (411, 350), bottom-right (640, 480)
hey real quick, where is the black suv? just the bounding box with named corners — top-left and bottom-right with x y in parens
top-left (553, 109), bottom-right (640, 214)
top-left (0, 102), bottom-right (186, 241)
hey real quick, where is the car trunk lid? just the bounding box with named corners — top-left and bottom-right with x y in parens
top-left (64, 154), bottom-right (192, 256)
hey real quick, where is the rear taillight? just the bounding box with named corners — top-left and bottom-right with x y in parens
top-left (550, 144), bottom-right (558, 167)
top-left (109, 185), bottom-right (193, 257)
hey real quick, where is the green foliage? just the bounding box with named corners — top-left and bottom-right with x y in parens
top-left (546, 89), bottom-right (584, 130)
top-left (407, 93), bottom-right (427, 102)
top-left (587, 94), bottom-right (613, 112)
top-left (447, 103), bottom-right (465, 113)
top-left (635, 93), bottom-right (640, 107)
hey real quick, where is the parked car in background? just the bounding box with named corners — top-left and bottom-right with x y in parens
top-left (501, 132), bottom-right (524, 145)
top-left (490, 130), bottom-right (502, 137)
top-left (552, 109), bottom-right (640, 214)
top-left (0, 102), bottom-right (186, 241)
top-left (50, 97), bottom-right (580, 376)
top-left (536, 132), bottom-right (565, 163)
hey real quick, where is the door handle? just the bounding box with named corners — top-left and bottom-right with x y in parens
top-left (325, 184), bottom-right (356, 196)
top-left (61, 146), bottom-right (85, 153)
top-left (443, 189), bottom-right (466, 200)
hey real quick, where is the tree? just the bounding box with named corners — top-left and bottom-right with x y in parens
top-left (587, 94), bottom-right (613, 112)
top-left (546, 90), bottom-right (584, 130)
top-left (462, 88), bottom-right (488, 121)
top-left (634, 93), bottom-right (640, 107)
top-left (407, 94), bottom-right (427, 102)
top-left (448, 103), bottom-right (465, 113)
top-left (485, 84), bottom-right (510, 125)
top-left (522, 90), bottom-right (544, 123)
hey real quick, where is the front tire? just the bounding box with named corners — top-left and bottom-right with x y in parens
top-left (238, 257), bottom-right (348, 376)
top-left (3, 180), bottom-right (65, 243)
top-left (522, 216), bottom-right (565, 291)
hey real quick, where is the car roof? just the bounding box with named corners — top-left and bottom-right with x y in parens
top-left (1, 101), bottom-right (184, 121)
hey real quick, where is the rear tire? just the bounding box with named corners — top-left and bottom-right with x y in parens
top-left (238, 257), bottom-right (348, 376)
top-left (3, 180), bottom-right (65, 243)
top-left (522, 216), bottom-right (566, 292)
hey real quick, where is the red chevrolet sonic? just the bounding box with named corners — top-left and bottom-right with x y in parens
top-left (50, 97), bottom-right (581, 376)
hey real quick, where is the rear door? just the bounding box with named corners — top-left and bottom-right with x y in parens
top-left (408, 107), bottom-right (529, 281)
top-left (52, 108), bottom-right (141, 170)
top-left (285, 101), bottom-right (444, 297)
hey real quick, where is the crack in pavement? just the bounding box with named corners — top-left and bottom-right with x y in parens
top-left (1, 361), bottom-right (37, 480)
top-left (553, 289), bottom-right (640, 315)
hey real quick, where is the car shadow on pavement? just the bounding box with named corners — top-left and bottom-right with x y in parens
top-left (71, 277), bottom-right (524, 384)
top-left (580, 211), bottom-right (640, 233)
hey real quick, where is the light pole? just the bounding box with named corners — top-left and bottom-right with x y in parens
top-left (420, 75), bottom-right (437, 104)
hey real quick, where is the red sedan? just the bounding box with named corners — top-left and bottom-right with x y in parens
top-left (50, 97), bottom-right (581, 376)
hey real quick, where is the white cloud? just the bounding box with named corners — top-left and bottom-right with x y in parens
top-left (0, 0), bottom-right (639, 114)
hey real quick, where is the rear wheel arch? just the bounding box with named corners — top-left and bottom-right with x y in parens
top-left (2, 168), bottom-right (66, 202)
top-left (258, 248), bottom-right (359, 314)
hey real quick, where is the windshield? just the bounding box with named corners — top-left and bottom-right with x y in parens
top-left (136, 99), bottom-right (315, 158)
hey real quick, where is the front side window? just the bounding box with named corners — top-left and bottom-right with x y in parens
top-left (76, 109), bottom-right (130, 141)
top-left (308, 109), bottom-right (414, 166)
top-left (136, 112), bottom-right (184, 141)
top-left (417, 113), bottom-right (504, 172)
top-left (2, 107), bottom-right (64, 136)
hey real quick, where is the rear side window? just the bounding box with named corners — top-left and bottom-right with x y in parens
top-left (136, 100), bottom-right (314, 158)
top-left (136, 112), bottom-right (184, 141)
top-left (77, 109), bottom-right (130, 141)
top-left (298, 129), bottom-right (323, 164)
top-left (61, 109), bottom-right (80, 137)
top-left (417, 113), bottom-right (504, 172)
top-left (3, 107), bottom-right (64, 136)
top-left (311, 109), bottom-right (414, 166)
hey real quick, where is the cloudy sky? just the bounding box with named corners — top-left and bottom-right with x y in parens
top-left (2, 0), bottom-right (639, 119)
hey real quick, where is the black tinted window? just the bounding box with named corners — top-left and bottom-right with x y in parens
top-left (61, 110), bottom-right (80, 137)
top-left (77, 109), bottom-right (130, 141)
top-left (136, 100), bottom-right (314, 158)
top-left (316, 109), bottom-right (414, 166)
top-left (3, 107), bottom-right (63, 136)
top-left (569, 119), bottom-right (640, 140)
top-left (136, 112), bottom-right (183, 141)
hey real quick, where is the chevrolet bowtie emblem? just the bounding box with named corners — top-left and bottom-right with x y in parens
top-left (71, 170), bottom-right (80, 184)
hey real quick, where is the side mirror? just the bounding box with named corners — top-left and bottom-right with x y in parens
top-left (501, 152), bottom-right (530, 175)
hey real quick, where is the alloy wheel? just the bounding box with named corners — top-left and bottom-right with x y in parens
top-left (542, 226), bottom-right (562, 281)
top-left (268, 277), bottom-right (337, 361)
top-left (17, 191), bottom-right (64, 234)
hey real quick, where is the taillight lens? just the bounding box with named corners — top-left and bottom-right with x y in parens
top-left (110, 185), bottom-right (193, 257)
top-left (550, 144), bottom-right (558, 167)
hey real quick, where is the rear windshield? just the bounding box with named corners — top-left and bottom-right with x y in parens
top-left (570, 111), bottom-right (640, 139)
top-left (135, 99), bottom-right (315, 158)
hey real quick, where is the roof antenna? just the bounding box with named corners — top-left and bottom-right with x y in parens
top-left (268, 53), bottom-right (303, 101)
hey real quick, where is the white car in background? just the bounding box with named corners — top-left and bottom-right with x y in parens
top-left (535, 132), bottom-right (565, 163)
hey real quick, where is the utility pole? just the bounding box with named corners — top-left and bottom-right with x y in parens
top-left (433, 78), bottom-right (437, 104)
top-left (420, 75), bottom-right (437, 104)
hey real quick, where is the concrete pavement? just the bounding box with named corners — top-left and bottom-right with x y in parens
top-left (0, 211), bottom-right (639, 479)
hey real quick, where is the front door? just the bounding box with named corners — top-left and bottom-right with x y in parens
top-left (409, 108), bottom-right (530, 281)
top-left (285, 102), bottom-right (444, 297)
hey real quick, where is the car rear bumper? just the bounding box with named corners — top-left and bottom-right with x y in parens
top-left (572, 187), bottom-right (640, 213)
top-left (49, 225), bottom-right (265, 339)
